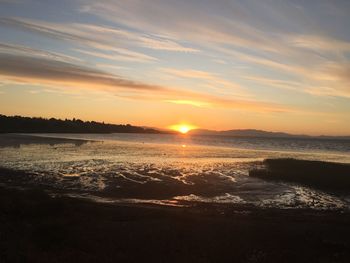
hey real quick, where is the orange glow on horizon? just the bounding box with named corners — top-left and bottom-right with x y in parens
top-left (179, 126), bottom-right (189, 134)
top-left (169, 124), bottom-right (197, 134)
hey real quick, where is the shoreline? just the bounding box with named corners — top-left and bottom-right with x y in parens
top-left (0, 133), bottom-right (93, 148)
top-left (1, 133), bottom-right (349, 163)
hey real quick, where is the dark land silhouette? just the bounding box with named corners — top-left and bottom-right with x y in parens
top-left (190, 128), bottom-right (350, 140)
top-left (2, 114), bottom-right (350, 139)
top-left (250, 158), bottom-right (350, 192)
top-left (0, 114), bottom-right (163, 134)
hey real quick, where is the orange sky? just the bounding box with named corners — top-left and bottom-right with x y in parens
top-left (0, 1), bottom-right (350, 135)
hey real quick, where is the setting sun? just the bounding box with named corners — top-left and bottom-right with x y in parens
top-left (169, 124), bottom-right (197, 134)
top-left (179, 126), bottom-right (190, 134)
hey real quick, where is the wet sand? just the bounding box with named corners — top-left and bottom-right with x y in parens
top-left (1, 185), bottom-right (350, 263)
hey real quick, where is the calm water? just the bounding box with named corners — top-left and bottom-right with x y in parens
top-left (1, 133), bottom-right (350, 209)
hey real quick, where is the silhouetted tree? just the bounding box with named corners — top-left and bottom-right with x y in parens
top-left (0, 114), bottom-right (162, 134)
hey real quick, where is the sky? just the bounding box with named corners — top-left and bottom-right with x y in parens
top-left (0, 0), bottom-right (350, 135)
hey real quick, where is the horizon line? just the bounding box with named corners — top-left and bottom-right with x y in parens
top-left (1, 113), bottom-right (350, 138)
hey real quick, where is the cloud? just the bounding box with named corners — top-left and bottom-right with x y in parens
top-left (0, 17), bottom-right (87, 43)
top-left (0, 17), bottom-right (198, 56)
top-left (138, 36), bottom-right (198, 52)
top-left (287, 34), bottom-right (350, 52)
top-left (0, 50), bottom-right (291, 113)
top-left (79, 0), bottom-right (348, 58)
top-left (235, 51), bottom-right (350, 98)
top-left (0, 42), bottom-right (81, 63)
top-left (73, 48), bottom-right (157, 63)
top-left (78, 0), bottom-right (286, 54)
top-left (243, 75), bottom-right (305, 92)
top-left (160, 67), bottom-right (245, 94)
top-left (78, 0), bottom-right (350, 101)
top-left (160, 68), bottom-right (218, 80)
top-left (164, 100), bottom-right (211, 107)
top-left (215, 45), bottom-right (350, 97)
top-left (305, 62), bottom-right (350, 98)
top-left (96, 64), bottom-right (129, 72)
top-left (117, 92), bottom-right (291, 113)
top-left (0, 17), bottom-right (160, 63)
top-left (0, 53), bottom-right (164, 92)
top-left (74, 21), bottom-right (199, 52)
top-left (2, 6), bottom-right (350, 101)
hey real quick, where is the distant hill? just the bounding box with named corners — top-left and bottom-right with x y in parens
top-left (0, 114), bottom-right (163, 134)
top-left (189, 128), bottom-right (350, 140)
top-left (2, 114), bottom-right (349, 139)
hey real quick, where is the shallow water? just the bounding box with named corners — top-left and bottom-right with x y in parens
top-left (0, 133), bottom-right (349, 210)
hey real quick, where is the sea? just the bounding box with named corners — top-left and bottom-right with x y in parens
top-left (1, 133), bottom-right (350, 210)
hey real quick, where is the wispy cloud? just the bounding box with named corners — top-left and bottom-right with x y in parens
top-left (0, 49), bottom-right (290, 112)
top-left (215, 45), bottom-right (350, 98)
top-left (78, 0), bottom-right (285, 54)
top-left (160, 67), bottom-right (246, 95)
top-left (0, 16), bottom-right (198, 57)
top-left (243, 75), bottom-right (305, 92)
top-left (160, 68), bottom-right (219, 80)
top-left (287, 34), bottom-right (350, 52)
top-left (73, 48), bottom-right (157, 63)
top-left (78, 0), bottom-right (350, 101)
top-left (79, 0), bottom-right (349, 59)
top-left (2, 5), bottom-right (350, 101)
top-left (304, 62), bottom-right (350, 98)
top-left (0, 42), bottom-right (81, 63)
top-left (164, 100), bottom-right (211, 107)
top-left (0, 53), bottom-right (163, 92)
top-left (0, 17), bottom-right (160, 63)
top-left (138, 36), bottom-right (198, 52)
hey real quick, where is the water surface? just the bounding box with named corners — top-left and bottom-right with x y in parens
top-left (0, 133), bottom-right (349, 210)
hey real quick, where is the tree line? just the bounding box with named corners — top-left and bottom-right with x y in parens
top-left (0, 114), bottom-right (162, 134)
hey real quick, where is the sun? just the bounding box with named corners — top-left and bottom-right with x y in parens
top-left (179, 126), bottom-right (190, 134)
top-left (169, 124), bottom-right (197, 134)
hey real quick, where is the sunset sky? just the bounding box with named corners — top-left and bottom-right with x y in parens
top-left (0, 0), bottom-right (350, 135)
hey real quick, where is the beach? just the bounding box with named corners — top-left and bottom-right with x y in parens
top-left (1, 134), bottom-right (350, 262)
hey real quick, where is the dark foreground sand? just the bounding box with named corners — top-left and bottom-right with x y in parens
top-left (1, 185), bottom-right (350, 263)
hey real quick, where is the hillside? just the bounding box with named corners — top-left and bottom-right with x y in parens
top-left (189, 128), bottom-right (350, 140)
